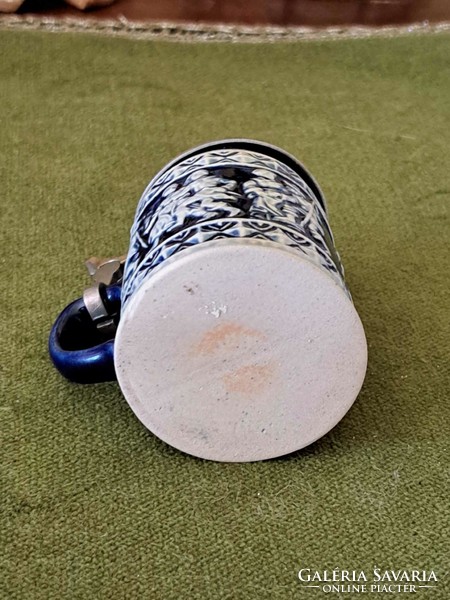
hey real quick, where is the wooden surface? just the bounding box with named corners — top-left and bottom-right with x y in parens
top-left (17, 0), bottom-right (450, 27)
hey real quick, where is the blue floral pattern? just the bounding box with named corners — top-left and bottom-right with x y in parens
top-left (122, 146), bottom-right (349, 308)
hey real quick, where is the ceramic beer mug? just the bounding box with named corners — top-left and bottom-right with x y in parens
top-left (49, 139), bottom-right (367, 462)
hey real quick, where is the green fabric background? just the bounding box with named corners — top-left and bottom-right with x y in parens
top-left (1, 30), bottom-right (449, 599)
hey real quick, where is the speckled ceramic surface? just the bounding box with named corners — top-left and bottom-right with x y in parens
top-left (114, 140), bottom-right (367, 462)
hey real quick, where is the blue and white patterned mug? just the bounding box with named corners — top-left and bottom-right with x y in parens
top-left (49, 139), bottom-right (367, 462)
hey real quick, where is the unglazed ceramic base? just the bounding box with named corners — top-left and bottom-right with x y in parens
top-left (115, 239), bottom-right (367, 462)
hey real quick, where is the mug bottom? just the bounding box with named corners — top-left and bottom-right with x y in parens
top-left (115, 239), bottom-right (367, 462)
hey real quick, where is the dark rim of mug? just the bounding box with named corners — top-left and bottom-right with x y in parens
top-left (148, 139), bottom-right (328, 213)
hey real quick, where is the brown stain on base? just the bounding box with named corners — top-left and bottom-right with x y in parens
top-left (195, 321), bottom-right (265, 355)
top-left (194, 321), bottom-right (275, 396)
top-left (222, 362), bottom-right (276, 396)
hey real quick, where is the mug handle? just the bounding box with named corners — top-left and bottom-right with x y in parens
top-left (48, 284), bottom-right (122, 383)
